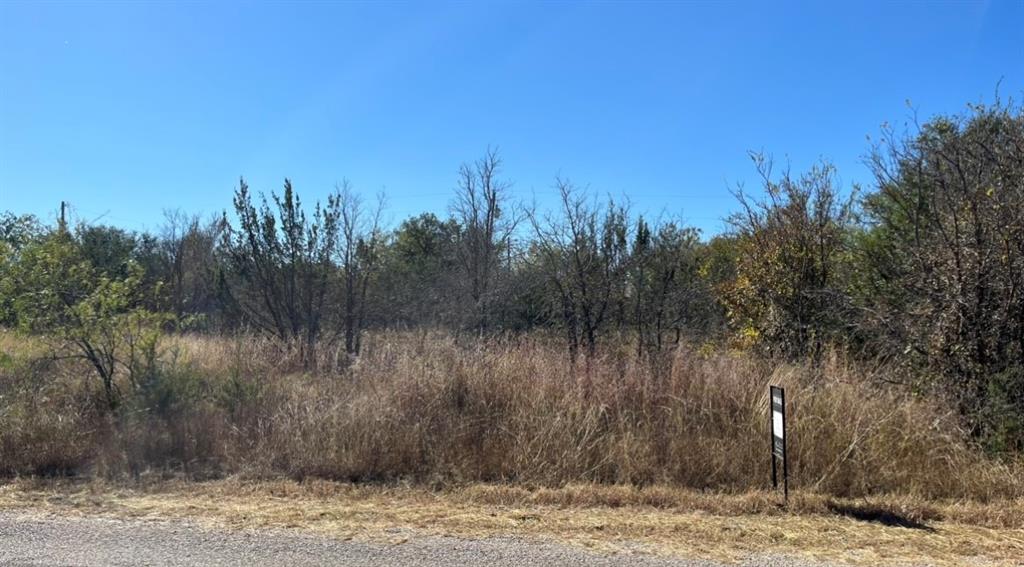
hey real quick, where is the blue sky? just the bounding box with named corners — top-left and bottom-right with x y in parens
top-left (1, 1), bottom-right (1022, 237)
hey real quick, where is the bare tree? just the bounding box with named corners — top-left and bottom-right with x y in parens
top-left (335, 181), bottom-right (385, 355)
top-left (530, 179), bottom-right (629, 366)
top-left (157, 210), bottom-right (225, 321)
top-left (451, 148), bottom-right (520, 335)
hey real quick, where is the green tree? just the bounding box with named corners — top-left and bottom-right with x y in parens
top-left (634, 221), bottom-right (720, 353)
top-left (0, 212), bottom-right (45, 325)
top-left (0, 212), bottom-right (44, 253)
top-left (4, 231), bottom-right (169, 410)
top-left (863, 100), bottom-right (1024, 449)
top-left (222, 178), bottom-right (342, 365)
top-left (724, 154), bottom-right (857, 358)
top-left (76, 224), bottom-right (138, 279)
top-left (376, 213), bottom-right (461, 327)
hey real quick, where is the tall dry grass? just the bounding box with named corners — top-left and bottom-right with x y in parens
top-left (0, 330), bottom-right (1020, 500)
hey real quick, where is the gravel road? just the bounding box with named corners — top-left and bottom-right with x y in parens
top-left (0, 510), bottom-right (836, 567)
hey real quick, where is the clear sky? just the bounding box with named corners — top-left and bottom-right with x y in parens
top-left (1, 1), bottom-right (1022, 237)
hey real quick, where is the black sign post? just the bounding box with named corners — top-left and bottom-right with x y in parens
top-left (770, 385), bottom-right (787, 503)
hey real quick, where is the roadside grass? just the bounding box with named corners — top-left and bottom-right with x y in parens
top-left (4, 330), bottom-right (1024, 564)
top-left (4, 330), bottom-right (1022, 502)
top-left (1, 479), bottom-right (1022, 566)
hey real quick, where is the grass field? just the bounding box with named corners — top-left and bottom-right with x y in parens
top-left (2, 479), bottom-right (1022, 566)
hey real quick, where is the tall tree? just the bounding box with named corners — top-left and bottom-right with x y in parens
top-left (335, 181), bottom-right (384, 355)
top-left (451, 148), bottom-right (519, 334)
top-left (530, 179), bottom-right (629, 365)
top-left (153, 211), bottom-right (227, 321)
top-left (863, 100), bottom-right (1024, 448)
top-left (222, 178), bottom-right (340, 367)
top-left (724, 154), bottom-right (857, 358)
top-left (631, 220), bottom-right (716, 355)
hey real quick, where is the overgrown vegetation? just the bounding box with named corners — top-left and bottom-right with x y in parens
top-left (1, 332), bottom-right (1020, 499)
top-left (1, 99), bottom-right (1022, 497)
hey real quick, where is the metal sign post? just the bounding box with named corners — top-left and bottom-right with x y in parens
top-left (770, 385), bottom-right (788, 503)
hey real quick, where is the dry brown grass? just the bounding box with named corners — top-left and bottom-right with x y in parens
top-left (1, 330), bottom-right (1022, 501)
top-left (1, 479), bottom-right (1022, 566)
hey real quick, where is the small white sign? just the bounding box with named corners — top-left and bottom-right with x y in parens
top-left (773, 410), bottom-right (784, 439)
